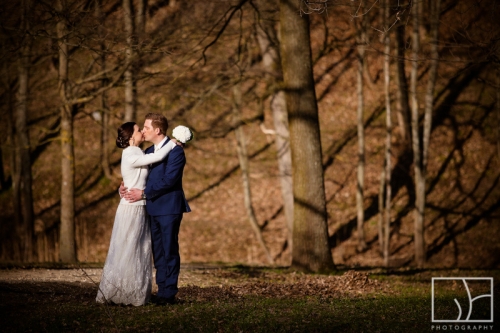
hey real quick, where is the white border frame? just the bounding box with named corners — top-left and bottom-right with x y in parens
top-left (431, 277), bottom-right (494, 323)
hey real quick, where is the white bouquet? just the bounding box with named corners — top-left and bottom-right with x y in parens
top-left (172, 125), bottom-right (193, 144)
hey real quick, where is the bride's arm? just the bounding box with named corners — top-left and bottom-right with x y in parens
top-left (125, 141), bottom-right (176, 167)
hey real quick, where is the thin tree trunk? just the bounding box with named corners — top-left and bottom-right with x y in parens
top-left (280, 0), bottom-right (334, 272)
top-left (497, 72), bottom-right (500, 161)
top-left (5, 66), bottom-right (23, 261)
top-left (57, 0), bottom-right (76, 263)
top-left (0, 67), bottom-right (9, 191)
top-left (423, 0), bottom-right (441, 170)
top-left (123, 0), bottom-right (136, 122)
top-left (232, 84), bottom-right (274, 265)
top-left (416, 0), bottom-right (441, 267)
top-left (395, 22), bottom-right (411, 143)
top-left (378, 168), bottom-right (385, 254)
top-left (99, 91), bottom-right (111, 178)
top-left (95, 0), bottom-right (111, 179)
top-left (0, 147), bottom-right (6, 190)
top-left (135, 0), bottom-right (147, 44)
top-left (383, 0), bottom-right (392, 267)
top-left (410, 0), bottom-right (425, 267)
top-left (355, 0), bottom-right (367, 252)
top-left (271, 93), bottom-right (293, 247)
top-left (16, 0), bottom-right (35, 262)
top-left (134, 0), bottom-right (146, 111)
top-left (255, 11), bottom-right (294, 252)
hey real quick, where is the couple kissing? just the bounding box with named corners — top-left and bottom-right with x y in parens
top-left (96, 112), bottom-right (192, 306)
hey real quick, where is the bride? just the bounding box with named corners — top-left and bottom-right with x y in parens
top-left (96, 121), bottom-right (178, 306)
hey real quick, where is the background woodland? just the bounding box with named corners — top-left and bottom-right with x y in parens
top-left (0, 0), bottom-right (499, 269)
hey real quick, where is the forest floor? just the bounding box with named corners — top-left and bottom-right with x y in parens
top-left (1, 264), bottom-right (499, 332)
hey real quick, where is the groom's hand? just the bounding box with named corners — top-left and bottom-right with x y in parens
top-left (124, 188), bottom-right (143, 203)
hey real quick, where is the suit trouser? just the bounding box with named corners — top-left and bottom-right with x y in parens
top-left (150, 214), bottom-right (182, 299)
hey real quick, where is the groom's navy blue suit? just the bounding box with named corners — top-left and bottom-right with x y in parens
top-left (144, 137), bottom-right (190, 300)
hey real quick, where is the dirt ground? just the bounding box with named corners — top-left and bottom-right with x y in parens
top-left (0, 264), bottom-right (389, 299)
top-left (2, 265), bottom-right (498, 333)
top-left (0, 266), bottom-right (210, 293)
top-left (0, 265), bottom-right (424, 333)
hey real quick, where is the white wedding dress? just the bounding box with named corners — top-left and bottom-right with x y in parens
top-left (96, 141), bottom-right (176, 306)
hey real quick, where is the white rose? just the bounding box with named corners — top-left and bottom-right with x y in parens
top-left (172, 125), bottom-right (193, 144)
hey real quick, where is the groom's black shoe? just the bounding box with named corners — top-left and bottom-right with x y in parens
top-left (154, 296), bottom-right (176, 306)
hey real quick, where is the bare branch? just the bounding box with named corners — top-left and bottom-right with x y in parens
top-left (199, 0), bottom-right (250, 65)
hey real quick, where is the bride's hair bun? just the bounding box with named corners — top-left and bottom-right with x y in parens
top-left (116, 122), bottom-right (136, 148)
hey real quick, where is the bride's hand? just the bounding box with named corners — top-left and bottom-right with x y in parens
top-left (171, 138), bottom-right (184, 147)
top-left (119, 181), bottom-right (128, 198)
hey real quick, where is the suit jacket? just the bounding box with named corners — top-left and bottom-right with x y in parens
top-left (144, 137), bottom-right (191, 216)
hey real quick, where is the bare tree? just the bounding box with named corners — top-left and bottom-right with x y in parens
top-left (378, 167), bottom-right (385, 254)
top-left (382, 0), bottom-right (392, 267)
top-left (422, 0), bottom-right (441, 181)
top-left (57, 0), bottom-right (76, 263)
top-left (497, 72), bottom-right (500, 161)
top-left (355, 0), bottom-right (368, 252)
top-left (135, 0), bottom-right (147, 42)
top-left (232, 83), bottom-right (274, 264)
top-left (0, 147), bottom-right (7, 191)
top-left (3, 50), bottom-right (23, 261)
top-left (36, 0), bottom-right (136, 262)
top-left (123, 0), bottom-right (136, 122)
top-left (254, 3), bottom-right (294, 252)
top-left (409, 0), bottom-right (423, 267)
top-left (94, 0), bottom-right (112, 179)
top-left (15, 0), bottom-right (35, 262)
top-left (395, 10), bottom-right (411, 142)
top-left (413, 0), bottom-right (441, 267)
top-left (280, 0), bottom-right (334, 272)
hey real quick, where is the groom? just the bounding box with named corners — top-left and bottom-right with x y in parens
top-left (121, 112), bottom-right (190, 305)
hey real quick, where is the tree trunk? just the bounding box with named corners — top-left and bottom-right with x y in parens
top-left (135, 0), bottom-right (146, 107)
top-left (255, 9), bottom-right (294, 252)
top-left (0, 67), bottom-right (9, 190)
top-left (382, 0), bottom-right (392, 267)
top-left (410, 0), bottom-right (425, 267)
top-left (95, 0), bottom-right (112, 179)
top-left (57, 0), bottom-right (76, 263)
top-left (378, 168), bottom-right (385, 254)
top-left (355, 0), bottom-right (367, 252)
top-left (99, 90), bottom-right (111, 179)
top-left (280, 0), bottom-right (334, 272)
top-left (395, 22), bottom-right (411, 143)
top-left (232, 84), bottom-right (274, 265)
top-left (123, 0), bottom-right (136, 122)
top-left (0, 48), bottom-right (8, 193)
top-left (135, 0), bottom-right (147, 44)
top-left (0, 146), bottom-right (6, 191)
top-left (15, 0), bottom-right (35, 262)
top-left (497, 72), bottom-right (500, 161)
top-left (271, 92), bottom-right (293, 246)
top-left (423, 0), bottom-right (441, 170)
top-left (415, 0), bottom-right (441, 267)
top-left (5, 67), bottom-right (23, 261)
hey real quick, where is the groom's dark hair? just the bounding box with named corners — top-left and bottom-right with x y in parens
top-left (145, 113), bottom-right (168, 135)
